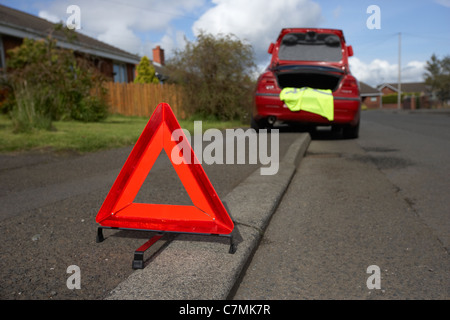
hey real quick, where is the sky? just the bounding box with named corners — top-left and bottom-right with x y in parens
top-left (1, 0), bottom-right (449, 87)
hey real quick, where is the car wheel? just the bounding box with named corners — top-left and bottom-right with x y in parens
top-left (342, 121), bottom-right (359, 139)
top-left (251, 116), bottom-right (266, 130)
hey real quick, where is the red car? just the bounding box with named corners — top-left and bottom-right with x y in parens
top-left (252, 28), bottom-right (360, 138)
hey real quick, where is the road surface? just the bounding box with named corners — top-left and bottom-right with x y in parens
top-left (233, 109), bottom-right (449, 299)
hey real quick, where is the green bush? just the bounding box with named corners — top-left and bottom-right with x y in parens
top-left (70, 95), bottom-right (109, 122)
top-left (382, 93), bottom-right (399, 104)
top-left (166, 32), bottom-right (256, 122)
top-left (5, 34), bottom-right (108, 132)
top-left (381, 92), bottom-right (421, 104)
top-left (9, 82), bottom-right (52, 132)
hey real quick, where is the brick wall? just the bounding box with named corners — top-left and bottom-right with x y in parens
top-left (362, 96), bottom-right (381, 109)
top-left (381, 87), bottom-right (396, 95)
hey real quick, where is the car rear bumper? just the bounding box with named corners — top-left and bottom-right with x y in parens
top-left (253, 92), bottom-right (361, 126)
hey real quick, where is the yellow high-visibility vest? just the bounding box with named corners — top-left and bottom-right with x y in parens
top-left (280, 87), bottom-right (334, 121)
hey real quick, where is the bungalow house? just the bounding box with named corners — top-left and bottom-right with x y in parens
top-left (0, 4), bottom-right (165, 83)
top-left (359, 82), bottom-right (382, 109)
top-left (377, 82), bottom-right (432, 109)
top-left (377, 82), bottom-right (429, 96)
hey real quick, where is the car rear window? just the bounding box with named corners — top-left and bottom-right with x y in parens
top-left (278, 32), bottom-right (343, 62)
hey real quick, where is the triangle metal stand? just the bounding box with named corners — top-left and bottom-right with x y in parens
top-left (96, 226), bottom-right (237, 269)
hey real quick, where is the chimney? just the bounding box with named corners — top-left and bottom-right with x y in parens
top-left (152, 45), bottom-right (165, 66)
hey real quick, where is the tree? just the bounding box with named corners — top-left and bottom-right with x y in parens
top-left (425, 54), bottom-right (450, 106)
top-left (134, 56), bottom-right (159, 84)
top-left (166, 31), bottom-right (256, 121)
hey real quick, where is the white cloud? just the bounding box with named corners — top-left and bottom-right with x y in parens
top-left (333, 6), bottom-right (342, 19)
top-left (435, 0), bottom-right (450, 8)
top-left (35, 0), bottom-right (324, 63)
top-left (192, 0), bottom-right (323, 64)
top-left (159, 29), bottom-right (189, 56)
top-left (38, 10), bottom-right (61, 23)
top-left (349, 57), bottom-right (426, 87)
top-left (96, 23), bottom-right (142, 55)
top-left (35, 0), bottom-right (206, 57)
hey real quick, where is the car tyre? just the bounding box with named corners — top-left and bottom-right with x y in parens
top-left (342, 121), bottom-right (359, 139)
top-left (251, 116), bottom-right (267, 131)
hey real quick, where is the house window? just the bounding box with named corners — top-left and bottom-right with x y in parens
top-left (113, 62), bottom-right (127, 83)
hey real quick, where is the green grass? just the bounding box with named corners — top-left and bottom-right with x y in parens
top-left (0, 114), bottom-right (244, 154)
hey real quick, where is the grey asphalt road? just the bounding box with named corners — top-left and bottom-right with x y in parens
top-left (233, 109), bottom-right (449, 299)
top-left (0, 128), bottom-right (300, 299)
top-left (357, 109), bottom-right (450, 250)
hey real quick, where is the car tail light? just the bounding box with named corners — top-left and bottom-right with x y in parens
top-left (340, 77), bottom-right (359, 95)
top-left (258, 73), bottom-right (279, 92)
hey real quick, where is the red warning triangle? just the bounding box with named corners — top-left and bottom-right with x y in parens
top-left (96, 103), bottom-right (234, 235)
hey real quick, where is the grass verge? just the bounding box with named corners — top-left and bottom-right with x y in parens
top-left (0, 114), bottom-right (244, 154)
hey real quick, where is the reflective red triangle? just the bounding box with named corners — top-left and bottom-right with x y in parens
top-left (96, 103), bottom-right (234, 235)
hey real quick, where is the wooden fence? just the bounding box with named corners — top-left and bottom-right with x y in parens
top-left (103, 82), bottom-right (185, 118)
